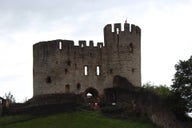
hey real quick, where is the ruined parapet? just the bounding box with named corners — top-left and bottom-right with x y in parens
top-left (103, 76), bottom-right (184, 128)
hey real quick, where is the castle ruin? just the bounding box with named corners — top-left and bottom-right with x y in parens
top-left (33, 22), bottom-right (141, 98)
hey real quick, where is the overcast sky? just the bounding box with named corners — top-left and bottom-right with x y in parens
top-left (0, 0), bottom-right (192, 102)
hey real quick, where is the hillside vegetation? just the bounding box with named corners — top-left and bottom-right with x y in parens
top-left (0, 111), bottom-right (157, 128)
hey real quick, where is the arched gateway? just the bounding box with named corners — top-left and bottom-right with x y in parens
top-left (84, 87), bottom-right (99, 103)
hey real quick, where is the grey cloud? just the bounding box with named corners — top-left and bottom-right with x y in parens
top-left (0, 0), bottom-right (150, 45)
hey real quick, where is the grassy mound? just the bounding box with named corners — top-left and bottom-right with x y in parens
top-left (0, 111), bottom-right (157, 128)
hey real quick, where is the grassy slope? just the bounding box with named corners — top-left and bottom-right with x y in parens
top-left (0, 111), bottom-right (157, 128)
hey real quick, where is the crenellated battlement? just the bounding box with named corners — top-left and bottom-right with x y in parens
top-left (34, 23), bottom-right (140, 52)
top-left (104, 23), bottom-right (141, 47)
top-left (33, 39), bottom-right (104, 52)
top-left (78, 40), bottom-right (87, 47)
top-left (104, 23), bottom-right (141, 35)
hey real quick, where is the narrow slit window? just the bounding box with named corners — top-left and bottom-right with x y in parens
top-left (96, 66), bottom-right (101, 76)
top-left (109, 69), bottom-right (113, 74)
top-left (129, 43), bottom-right (134, 53)
top-left (65, 69), bottom-right (68, 74)
top-left (67, 60), bottom-right (71, 66)
top-left (65, 84), bottom-right (70, 93)
top-left (132, 68), bottom-right (135, 73)
top-left (116, 28), bottom-right (119, 35)
top-left (59, 41), bottom-right (62, 50)
top-left (75, 63), bottom-right (77, 70)
top-left (84, 66), bottom-right (88, 76)
top-left (77, 83), bottom-right (81, 90)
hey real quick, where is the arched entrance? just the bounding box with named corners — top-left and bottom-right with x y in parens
top-left (84, 87), bottom-right (99, 103)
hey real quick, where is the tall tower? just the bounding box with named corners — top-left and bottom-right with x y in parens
top-left (104, 23), bottom-right (141, 86)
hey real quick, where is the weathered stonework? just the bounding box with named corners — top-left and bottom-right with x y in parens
top-left (33, 23), bottom-right (141, 97)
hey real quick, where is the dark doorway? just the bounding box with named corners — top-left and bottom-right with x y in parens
top-left (84, 87), bottom-right (99, 103)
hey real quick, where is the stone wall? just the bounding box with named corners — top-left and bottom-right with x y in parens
top-left (33, 23), bottom-right (141, 97)
top-left (0, 97), bottom-right (6, 116)
top-left (5, 94), bottom-right (84, 115)
top-left (102, 76), bottom-right (187, 128)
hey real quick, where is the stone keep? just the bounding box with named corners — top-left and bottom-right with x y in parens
top-left (33, 23), bottom-right (141, 96)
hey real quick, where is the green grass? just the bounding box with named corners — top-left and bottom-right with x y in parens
top-left (0, 115), bottom-right (35, 126)
top-left (0, 111), bottom-right (157, 128)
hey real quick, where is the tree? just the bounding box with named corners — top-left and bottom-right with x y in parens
top-left (143, 82), bottom-right (190, 120)
top-left (143, 82), bottom-right (170, 100)
top-left (4, 92), bottom-right (16, 103)
top-left (171, 56), bottom-right (192, 119)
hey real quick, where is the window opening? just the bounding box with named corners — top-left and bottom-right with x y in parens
top-left (84, 66), bottom-right (88, 76)
top-left (67, 60), bottom-right (71, 66)
top-left (116, 28), bottom-right (119, 35)
top-left (0, 99), bottom-right (2, 104)
top-left (129, 43), bottom-right (134, 53)
top-left (65, 69), bottom-right (68, 74)
top-left (77, 83), bottom-right (81, 90)
top-left (65, 84), bottom-right (70, 93)
top-left (109, 69), bottom-right (113, 74)
top-left (46, 76), bottom-right (52, 84)
top-left (96, 66), bottom-right (101, 76)
top-left (132, 68), bottom-right (135, 73)
top-left (59, 41), bottom-right (62, 50)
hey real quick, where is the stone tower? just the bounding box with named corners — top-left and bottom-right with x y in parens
top-left (33, 22), bottom-right (141, 97)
